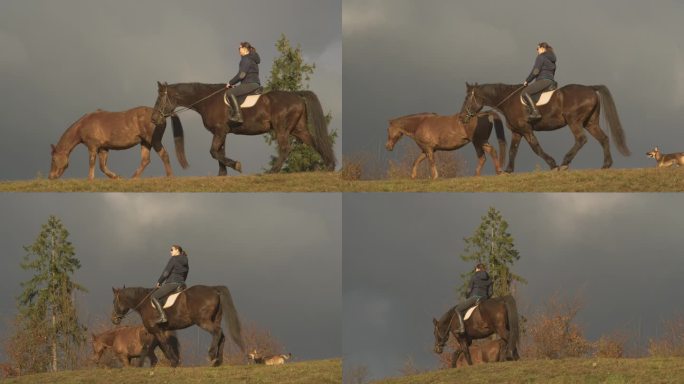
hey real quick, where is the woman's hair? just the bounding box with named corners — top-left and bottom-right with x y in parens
top-left (171, 244), bottom-right (187, 256)
top-left (475, 263), bottom-right (486, 271)
top-left (538, 42), bottom-right (553, 52)
top-left (240, 41), bottom-right (256, 53)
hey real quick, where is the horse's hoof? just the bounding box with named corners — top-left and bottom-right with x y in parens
top-left (559, 165), bottom-right (569, 171)
top-left (210, 358), bottom-right (221, 367)
top-left (235, 162), bottom-right (242, 173)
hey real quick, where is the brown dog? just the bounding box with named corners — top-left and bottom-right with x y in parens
top-left (646, 146), bottom-right (684, 168)
top-left (453, 339), bottom-right (506, 368)
top-left (247, 349), bottom-right (292, 365)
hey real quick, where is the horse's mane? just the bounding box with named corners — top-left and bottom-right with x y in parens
top-left (389, 112), bottom-right (438, 124)
top-left (478, 83), bottom-right (524, 102)
top-left (438, 306), bottom-right (457, 326)
top-left (120, 287), bottom-right (153, 303)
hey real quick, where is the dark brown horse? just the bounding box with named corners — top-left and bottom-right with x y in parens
top-left (111, 285), bottom-right (243, 367)
top-left (385, 111), bottom-right (506, 178)
top-left (49, 106), bottom-right (188, 180)
top-left (151, 82), bottom-right (336, 176)
top-left (461, 82), bottom-right (630, 172)
top-left (91, 325), bottom-right (178, 367)
top-left (433, 295), bottom-right (519, 366)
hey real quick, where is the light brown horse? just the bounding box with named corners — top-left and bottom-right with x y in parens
top-left (385, 111), bottom-right (506, 179)
top-left (453, 339), bottom-right (506, 368)
top-left (49, 106), bottom-right (188, 180)
top-left (91, 325), bottom-right (178, 367)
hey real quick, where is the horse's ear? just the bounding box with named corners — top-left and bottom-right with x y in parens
top-left (433, 318), bottom-right (439, 326)
top-left (112, 287), bottom-right (116, 293)
top-left (465, 81), bottom-right (470, 88)
top-left (157, 81), bottom-right (162, 90)
top-left (50, 144), bottom-right (56, 154)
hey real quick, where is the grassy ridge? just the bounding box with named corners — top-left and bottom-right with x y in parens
top-left (4, 358), bottom-right (340, 384)
top-left (374, 357), bottom-right (684, 384)
top-left (1, 168), bottom-right (683, 192)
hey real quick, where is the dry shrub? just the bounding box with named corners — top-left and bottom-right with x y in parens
top-left (398, 355), bottom-right (424, 376)
top-left (595, 331), bottom-right (627, 358)
top-left (4, 314), bottom-right (51, 375)
top-left (386, 145), bottom-right (468, 179)
top-left (344, 364), bottom-right (370, 384)
top-left (223, 321), bottom-right (285, 365)
top-left (341, 156), bottom-right (364, 180)
top-left (648, 314), bottom-right (684, 357)
top-left (524, 293), bottom-right (591, 359)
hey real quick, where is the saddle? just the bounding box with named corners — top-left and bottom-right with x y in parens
top-left (463, 303), bottom-right (479, 320)
top-left (224, 87), bottom-right (264, 109)
top-left (150, 284), bottom-right (187, 309)
top-left (520, 81), bottom-right (558, 106)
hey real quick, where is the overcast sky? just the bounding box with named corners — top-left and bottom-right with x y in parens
top-left (0, 194), bottom-right (341, 363)
top-left (343, 193), bottom-right (684, 380)
top-left (0, 0), bottom-right (341, 179)
top-left (343, 0), bottom-right (684, 175)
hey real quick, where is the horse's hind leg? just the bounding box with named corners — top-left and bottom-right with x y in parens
top-left (483, 143), bottom-right (502, 174)
top-left (411, 153), bottom-right (427, 179)
top-left (426, 149), bottom-right (438, 179)
top-left (97, 149), bottom-right (119, 179)
top-left (269, 130), bottom-right (292, 173)
top-left (584, 112), bottom-right (613, 169)
top-left (131, 145), bottom-right (151, 178)
top-left (88, 147), bottom-right (97, 180)
top-left (559, 121), bottom-right (588, 171)
top-left (473, 143), bottom-right (487, 176)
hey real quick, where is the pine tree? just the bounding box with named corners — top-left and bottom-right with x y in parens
top-left (263, 33), bottom-right (336, 172)
top-left (458, 207), bottom-right (527, 298)
top-left (14, 215), bottom-right (87, 372)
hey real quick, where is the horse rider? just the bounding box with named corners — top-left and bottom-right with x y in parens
top-left (454, 263), bottom-right (493, 333)
top-left (151, 244), bottom-right (189, 324)
top-left (225, 41), bottom-right (261, 124)
top-left (522, 42), bottom-right (557, 122)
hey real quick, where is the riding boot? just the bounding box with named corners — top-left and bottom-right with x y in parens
top-left (455, 311), bottom-right (466, 334)
top-left (523, 93), bottom-right (541, 122)
top-left (151, 297), bottom-right (167, 324)
top-left (229, 94), bottom-right (243, 124)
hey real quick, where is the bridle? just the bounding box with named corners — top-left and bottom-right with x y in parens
top-left (435, 310), bottom-right (458, 349)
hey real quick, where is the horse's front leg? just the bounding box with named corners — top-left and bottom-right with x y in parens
top-left (154, 331), bottom-right (179, 367)
top-left (473, 143), bottom-right (487, 176)
top-left (131, 145), bottom-right (151, 178)
top-left (209, 129), bottom-right (240, 176)
top-left (506, 132), bottom-right (523, 173)
top-left (88, 147), bottom-right (97, 180)
top-left (523, 131), bottom-right (558, 170)
top-left (411, 152), bottom-right (427, 179)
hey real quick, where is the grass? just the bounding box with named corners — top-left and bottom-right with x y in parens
top-left (374, 357), bottom-right (684, 384)
top-left (3, 358), bottom-right (340, 384)
top-left (2, 167), bottom-right (684, 192)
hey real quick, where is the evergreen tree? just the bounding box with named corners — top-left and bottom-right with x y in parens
top-left (263, 33), bottom-right (336, 172)
top-left (15, 215), bottom-right (87, 372)
top-left (458, 207), bottom-right (527, 298)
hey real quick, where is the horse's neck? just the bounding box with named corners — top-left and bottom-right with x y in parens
top-left (175, 83), bottom-right (224, 107)
top-left (55, 117), bottom-right (85, 154)
top-left (97, 329), bottom-right (118, 346)
top-left (121, 288), bottom-right (152, 310)
top-left (482, 84), bottom-right (522, 107)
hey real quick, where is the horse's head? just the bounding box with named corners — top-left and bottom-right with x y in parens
top-left (49, 144), bottom-right (68, 179)
top-left (111, 286), bottom-right (130, 325)
top-left (385, 120), bottom-right (404, 151)
top-left (433, 317), bottom-right (448, 354)
top-left (461, 82), bottom-right (484, 123)
top-left (151, 81), bottom-right (178, 125)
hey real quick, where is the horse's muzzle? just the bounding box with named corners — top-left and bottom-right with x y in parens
top-left (434, 345), bottom-right (443, 354)
top-left (385, 141), bottom-right (394, 151)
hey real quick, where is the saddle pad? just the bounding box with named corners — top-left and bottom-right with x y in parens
top-left (150, 291), bottom-right (182, 309)
top-left (224, 93), bottom-right (261, 108)
top-left (520, 89), bottom-right (556, 106)
top-left (464, 305), bottom-right (478, 320)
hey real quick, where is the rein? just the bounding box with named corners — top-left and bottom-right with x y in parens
top-left (156, 86), bottom-right (227, 119)
top-left (438, 309), bottom-right (459, 347)
top-left (464, 85), bottom-right (526, 121)
top-left (114, 288), bottom-right (157, 321)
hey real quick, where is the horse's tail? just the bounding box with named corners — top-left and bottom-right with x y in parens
top-left (171, 114), bottom-right (189, 169)
top-left (503, 295), bottom-right (519, 360)
top-left (296, 90), bottom-right (337, 170)
top-left (489, 112), bottom-right (507, 166)
top-left (215, 285), bottom-right (244, 352)
top-left (591, 85), bottom-right (630, 156)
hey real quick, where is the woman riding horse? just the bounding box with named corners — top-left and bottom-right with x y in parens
top-left (522, 42), bottom-right (557, 122)
top-left (225, 41), bottom-right (261, 124)
top-left (453, 263), bottom-right (492, 333)
top-left (151, 244), bottom-right (189, 324)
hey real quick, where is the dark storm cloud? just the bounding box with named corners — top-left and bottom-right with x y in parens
top-left (0, 194), bottom-right (341, 361)
top-left (0, 0), bottom-right (341, 179)
top-left (343, 0), bottom-right (684, 174)
top-left (342, 193), bottom-right (684, 380)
